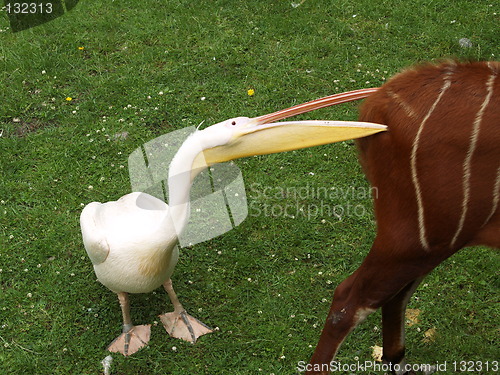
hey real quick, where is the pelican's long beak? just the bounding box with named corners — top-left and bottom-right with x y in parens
top-left (200, 88), bottom-right (385, 166)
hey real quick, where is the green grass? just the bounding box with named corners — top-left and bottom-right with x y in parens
top-left (0, 0), bottom-right (498, 374)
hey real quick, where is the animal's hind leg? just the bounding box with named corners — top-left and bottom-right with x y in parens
top-left (307, 244), bottom-right (440, 375)
top-left (306, 269), bottom-right (374, 374)
top-left (382, 277), bottom-right (426, 375)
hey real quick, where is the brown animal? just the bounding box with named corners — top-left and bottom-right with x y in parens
top-left (306, 61), bottom-right (499, 374)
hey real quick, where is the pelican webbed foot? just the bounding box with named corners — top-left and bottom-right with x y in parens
top-left (107, 324), bottom-right (151, 356)
top-left (160, 310), bottom-right (212, 343)
top-left (161, 279), bottom-right (213, 343)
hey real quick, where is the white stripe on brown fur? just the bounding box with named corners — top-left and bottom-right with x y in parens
top-left (451, 67), bottom-right (497, 247)
top-left (387, 89), bottom-right (418, 119)
top-left (410, 67), bottom-right (454, 251)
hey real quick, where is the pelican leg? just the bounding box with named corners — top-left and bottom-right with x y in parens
top-left (107, 292), bottom-right (151, 356)
top-left (159, 279), bottom-right (213, 343)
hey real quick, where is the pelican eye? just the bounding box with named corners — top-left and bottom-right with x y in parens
top-left (231, 121), bottom-right (237, 126)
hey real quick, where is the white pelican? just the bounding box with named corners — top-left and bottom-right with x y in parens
top-left (80, 89), bottom-right (386, 356)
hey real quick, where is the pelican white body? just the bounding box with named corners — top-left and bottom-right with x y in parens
top-left (81, 192), bottom-right (178, 294)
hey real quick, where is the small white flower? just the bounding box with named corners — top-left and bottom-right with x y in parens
top-left (88, 185), bottom-right (93, 190)
top-left (171, 346), bottom-right (177, 351)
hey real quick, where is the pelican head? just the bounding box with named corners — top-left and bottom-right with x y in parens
top-left (190, 99), bottom-right (386, 173)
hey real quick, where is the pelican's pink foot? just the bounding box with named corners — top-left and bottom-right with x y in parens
top-left (160, 310), bottom-right (212, 343)
top-left (107, 324), bottom-right (151, 356)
